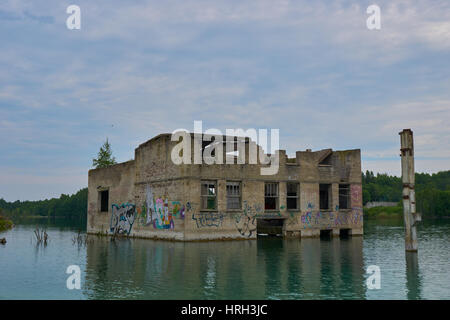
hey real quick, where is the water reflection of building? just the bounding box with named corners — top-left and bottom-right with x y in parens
top-left (260, 236), bottom-right (365, 299)
top-left (84, 236), bottom-right (365, 299)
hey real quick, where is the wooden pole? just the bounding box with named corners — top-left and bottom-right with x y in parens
top-left (399, 129), bottom-right (420, 252)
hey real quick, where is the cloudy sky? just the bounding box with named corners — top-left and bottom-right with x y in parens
top-left (1, 0), bottom-right (449, 201)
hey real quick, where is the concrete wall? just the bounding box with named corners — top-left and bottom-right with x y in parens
top-left (87, 160), bottom-right (136, 235)
top-left (132, 135), bottom-right (187, 240)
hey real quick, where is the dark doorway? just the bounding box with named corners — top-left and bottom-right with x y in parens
top-left (340, 228), bottom-right (351, 238)
top-left (320, 229), bottom-right (332, 239)
top-left (257, 219), bottom-right (284, 236)
top-left (339, 184), bottom-right (350, 209)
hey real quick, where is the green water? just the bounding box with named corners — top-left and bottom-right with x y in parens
top-left (0, 218), bottom-right (449, 299)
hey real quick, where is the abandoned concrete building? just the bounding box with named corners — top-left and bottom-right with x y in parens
top-left (87, 133), bottom-right (363, 241)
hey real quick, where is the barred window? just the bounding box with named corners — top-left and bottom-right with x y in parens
top-left (287, 183), bottom-right (299, 210)
top-left (226, 181), bottom-right (241, 210)
top-left (201, 181), bottom-right (217, 210)
top-left (264, 182), bottom-right (279, 210)
top-left (339, 184), bottom-right (350, 209)
top-left (320, 184), bottom-right (332, 210)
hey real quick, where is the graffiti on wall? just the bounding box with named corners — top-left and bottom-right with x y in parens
top-left (300, 203), bottom-right (313, 228)
top-left (188, 198), bottom-right (225, 228)
top-left (287, 211), bottom-right (298, 226)
top-left (145, 184), bottom-right (154, 225)
top-left (136, 184), bottom-right (189, 230)
top-left (299, 202), bottom-right (363, 229)
top-left (172, 201), bottom-right (185, 219)
top-left (233, 201), bottom-right (285, 237)
top-left (110, 203), bottom-right (136, 235)
top-left (351, 207), bottom-right (363, 225)
top-left (235, 211), bottom-right (257, 237)
top-left (137, 185), bottom-right (153, 227)
top-left (153, 198), bottom-right (174, 229)
top-left (234, 201), bottom-right (257, 237)
top-left (244, 201), bottom-right (263, 217)
top-left (192, 211), bottom-right (224, 228)
top-left (239, 201), bottom-right (282, 219)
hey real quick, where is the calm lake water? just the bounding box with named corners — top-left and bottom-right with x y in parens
top-left (1, 218), bottom-right (449, 300)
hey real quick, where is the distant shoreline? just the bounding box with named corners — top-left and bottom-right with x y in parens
top-left (363, 206), bottom-right (450, 219)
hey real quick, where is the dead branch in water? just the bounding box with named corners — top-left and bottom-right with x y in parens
top-left (72, 230), bottom-right (93, 246)
top-left (34, 227), bottom-right (48, 245)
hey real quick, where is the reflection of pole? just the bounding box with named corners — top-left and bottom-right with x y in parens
top-left (399, 129), bottom-right (420, 252)
top-left (405, 252), bottom-right (421, 300)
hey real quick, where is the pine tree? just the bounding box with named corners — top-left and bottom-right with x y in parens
top-left (92, 138), bottom-right (117, 168)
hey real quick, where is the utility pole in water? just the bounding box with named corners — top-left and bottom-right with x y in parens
top-left (399, 129), bottom-right (421, 252)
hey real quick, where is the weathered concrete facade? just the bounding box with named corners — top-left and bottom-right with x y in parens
top-left (87, 133), bottom-right (363, 241)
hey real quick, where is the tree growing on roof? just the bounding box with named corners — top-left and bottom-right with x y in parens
top-left (93, 138), bottom-right (117, 169)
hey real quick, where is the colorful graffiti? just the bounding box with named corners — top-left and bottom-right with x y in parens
top-left (351, 207), bottom-right (363, 225)
top-left (192, 211), bottom-right (224, 228)
top-left (137, 184), bottom-right (189, 229)
top-left (300, 203), bottom-right (314, 228)
top-left (172, 201), bottom-right (185, 218)
top-left (110, 203), bottom-right (136, 235)
top-left (153, 198), bottom-right (174, 229)
top-left (300, 202), bottom-right (363, 229)
top-left (301, 211), bottom-right (313, 228)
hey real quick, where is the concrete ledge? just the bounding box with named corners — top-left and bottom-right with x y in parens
top-left (350, 228), bottom-right (363, 236)
top-left (87, 230), bottom-right (185, 241)
top-left (284, 231), bottom-right (301, 238)
top-left (288, 228), bottom-right (364, 239)
top-left (184, 231), bottom-right (256, 241)
top-left (300, 229), bottom-right (320, 238)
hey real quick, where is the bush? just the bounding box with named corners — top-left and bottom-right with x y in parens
top-left (0, 216), bottom-right (13, 231)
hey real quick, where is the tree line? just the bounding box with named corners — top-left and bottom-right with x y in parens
top-left (0, 188), bottom-right (87, 220)
top-left (363, 170), bottom-right (450, 217)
